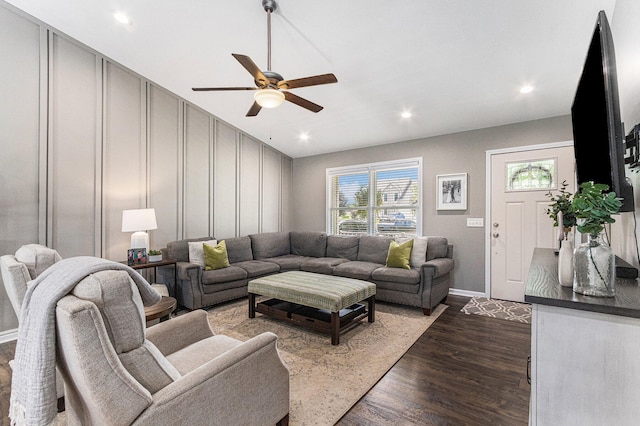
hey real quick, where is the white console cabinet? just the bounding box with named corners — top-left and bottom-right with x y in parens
top-left (526, 248), bottom-right (640, 426)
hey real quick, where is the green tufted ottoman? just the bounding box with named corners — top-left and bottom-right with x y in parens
top-left (248, 270), bottom-right (376, 345)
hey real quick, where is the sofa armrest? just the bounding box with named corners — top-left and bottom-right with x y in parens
top-left (146, 310), bottom-right (214, 356)
top-left (134, 332), bottom-right (289, 425)
top-left (421, 257), bottom-right (455, 279)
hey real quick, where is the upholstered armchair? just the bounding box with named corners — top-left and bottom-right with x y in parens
top-left (55, 269), bottom-right (290, 425)
top-left (0, 244), bottom-right (66, 408)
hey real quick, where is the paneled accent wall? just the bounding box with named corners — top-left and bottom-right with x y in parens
top-left (0, 3), bottom-right (292, 335)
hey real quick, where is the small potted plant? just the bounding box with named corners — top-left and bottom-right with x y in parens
top-left (571, 181), bottom-right (622, 297)
top-left (148, 249), bottom-right (163, 263)
top-left (545, 180), bottom-right (577, 237)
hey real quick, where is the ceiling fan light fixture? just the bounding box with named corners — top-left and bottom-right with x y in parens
top-left (254, 88), bottom-right (285, 108)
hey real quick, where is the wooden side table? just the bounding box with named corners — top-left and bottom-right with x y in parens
top-left (144, 296), bottom-right (177, 324)
top-left (121, 258), bottom-right (177, 296)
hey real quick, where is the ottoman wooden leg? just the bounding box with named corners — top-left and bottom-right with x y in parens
top-left (248, 293), bottom-right (256, 318)
top-left (331, 311), bottom-right (340, 345)
top-left (367, 295), bottom-right (375, 323)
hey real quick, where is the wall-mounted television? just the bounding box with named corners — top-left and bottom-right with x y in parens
top-left (571, 10), bottom-right (635, 212)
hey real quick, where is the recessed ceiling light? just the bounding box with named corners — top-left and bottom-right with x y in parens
top-left (401, 111), bottom-right (412, 119)
top-left (520, 85), bottom-right (534, 94)
top-left (299, 132), bottom-right (309, 141)
top-left (113, 12), bottom-right (132, 25)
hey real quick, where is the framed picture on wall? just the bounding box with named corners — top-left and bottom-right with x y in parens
top-left (437, 173), bottom-right (468, 210)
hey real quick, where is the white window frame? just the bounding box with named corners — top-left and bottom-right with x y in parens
top-left (326, 157), bottom-right (423, 236)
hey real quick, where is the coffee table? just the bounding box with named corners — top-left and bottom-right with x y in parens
top-left (248, 271), bottom-right (376, 345)
top-left (144, 296), bottom-right (177, 324)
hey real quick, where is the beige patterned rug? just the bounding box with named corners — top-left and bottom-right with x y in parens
top-left (461, 297), bottom-right (531, 324)
top-left (206, 298), bottom-right (446, 426)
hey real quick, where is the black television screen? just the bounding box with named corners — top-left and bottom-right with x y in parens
top-left (571, 10), bottom-right (634, 212)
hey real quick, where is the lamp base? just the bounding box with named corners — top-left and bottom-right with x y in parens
top-left (130, 231), bottom-right (149, 252)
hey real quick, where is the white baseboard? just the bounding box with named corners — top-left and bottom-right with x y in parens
top-left (0, 329), bottom-right (18, 344)
top-left (449, 288), bottom-right (486, 298)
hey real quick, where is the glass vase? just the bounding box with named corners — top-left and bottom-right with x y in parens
top-left (573, 233), bottom-right (615, 297)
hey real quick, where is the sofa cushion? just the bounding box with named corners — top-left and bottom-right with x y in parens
top-left (301, 257), bottom-right (350, 275)
top-left (249, 232), bottom-right (290, 260)
top-left (426, 237), bottom-right (449, 260)
top-left (385, 239), bottom-right (413, 269)
top-left (201, 266), bottom-right (247, 285)
top-left (263, 254), bottom-right (309, 271)
top-left (223, 236), bottom-right (254, 263)
top-left (333, 261), bottom-right (382, 281)
top-left (290, 232), bottom-right (327, 257)
top-left (371, 266), bottom-right (421, 285)
top-left (166, 335), bottom-right (242, 376)
top-left (233, 260), bottom-right (280, 278)
top-left (167, 237), bottom-right (214, 263)
top-left (203, 241), bottom-right (230, 271)
top-left (357, 236), bottom-right (393, 264)
top-left (188, 239), bottom-right (217, 268)
top-left (397, 236), bottom-right (429, 268)
top-left (326, 235), bottom-right (359, 260)
top-left (373, 279), bottom-right (420, 294)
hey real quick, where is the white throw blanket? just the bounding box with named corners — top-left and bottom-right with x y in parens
top-left (9, 256), bottom-right (162, 426)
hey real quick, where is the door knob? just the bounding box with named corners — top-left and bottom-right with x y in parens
top-left (492, 232), bottom-right (499, 238)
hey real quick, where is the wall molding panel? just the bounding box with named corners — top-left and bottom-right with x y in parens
top-left (0, 2), bottom-right (292, 333)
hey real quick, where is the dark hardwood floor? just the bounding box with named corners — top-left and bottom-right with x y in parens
top-left (338, 295), bottom-right (531, 425)
top-left (0, 295), bottom-right (530, 426)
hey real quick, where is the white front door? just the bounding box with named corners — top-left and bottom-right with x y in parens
top-left (489, 145), bottom-right (575, 302)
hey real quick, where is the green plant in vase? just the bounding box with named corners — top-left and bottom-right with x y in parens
top-left (545, 180), bottom-right (576, 236)
top-left (148, 249), bottom-right (162, 262)
top-left (571, 181), bottom-right (622, 297)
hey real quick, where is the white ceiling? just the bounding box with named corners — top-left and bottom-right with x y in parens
top-left (5, 0), bottom-right (617, 158)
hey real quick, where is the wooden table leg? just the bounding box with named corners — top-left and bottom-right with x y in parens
top-left (368, 295), bottom-right (375, 323)
top-left (248, 293), bottom-right (256, 318)
top-left (331, 311), bottom-right (339, 345)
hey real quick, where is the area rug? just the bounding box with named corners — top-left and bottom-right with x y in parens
top-left (206, 299), bottom-right (446, 426)
top-left (461, 297), bottom-right (531, 324)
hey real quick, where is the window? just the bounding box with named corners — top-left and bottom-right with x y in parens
top-left (327, 158), bottom-right (422, 237)
top-left (506, 158), bottom-right (557, 191)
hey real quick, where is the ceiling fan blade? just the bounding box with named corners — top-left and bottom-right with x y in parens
top-left (232, 53), bottom-right (269, 87)
top-left (283, 91), bottom-right (323, 113)
top-left (278, 73), bottom-right (337, 90)
top-left (192, 87), bottom-right (256, 91)
top-left (246, 101), bottom-right (262, 117)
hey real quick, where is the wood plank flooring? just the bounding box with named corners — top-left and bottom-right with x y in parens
top-left (0, 295), bottom-right (531, 425)
top-left (338, 295), bottom-right (531, 425)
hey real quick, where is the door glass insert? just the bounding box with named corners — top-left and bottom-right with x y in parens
top-left (505, 158), bottom-right (556, 191)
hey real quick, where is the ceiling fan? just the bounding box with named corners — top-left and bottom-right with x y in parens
top-left (192, 0), bottom-right (337, 117)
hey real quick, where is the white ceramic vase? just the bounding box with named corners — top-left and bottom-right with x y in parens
top-left (557, 235), bottom-right (574, 287)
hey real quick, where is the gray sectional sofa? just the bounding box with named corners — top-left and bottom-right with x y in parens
top-left (157, 232), bottom-right (454, 315)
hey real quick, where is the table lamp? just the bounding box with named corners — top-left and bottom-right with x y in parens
top-left (121, 208), bottom-right (157, 251)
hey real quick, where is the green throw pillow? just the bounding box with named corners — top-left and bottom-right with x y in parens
top-left (203, 240), bottom-right (230, 270)
top-left (385, 239), bottom-right (414, 269)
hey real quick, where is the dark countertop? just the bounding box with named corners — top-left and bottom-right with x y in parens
top-left (524, 247), bottom-right (640, 318)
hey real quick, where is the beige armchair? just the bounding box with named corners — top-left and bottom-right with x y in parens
top-left (55, 269), bottom-right (290, 425)
top-left (0, 244), bottom-right (65, 409)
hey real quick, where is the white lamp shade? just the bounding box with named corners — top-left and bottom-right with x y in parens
top-left (121, 208), bottom-right (157, 232)
top-left (254, 88), bottom-right (285, 108)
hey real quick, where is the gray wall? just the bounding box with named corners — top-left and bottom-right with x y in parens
top-left (292, 116), bottom-right (573, 294)
top-left (0, 3), bottom-right (292, 333)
